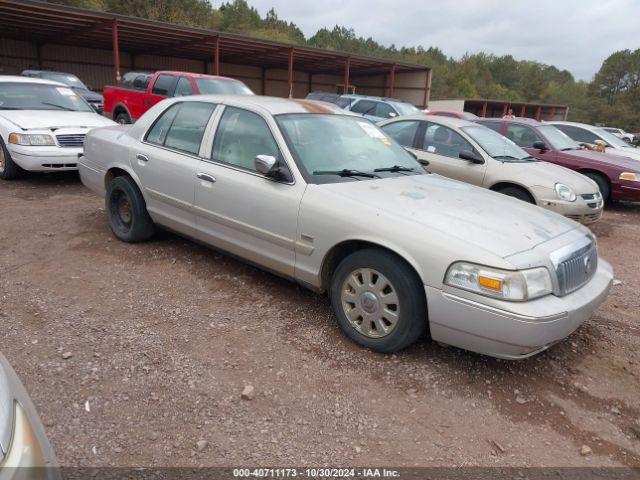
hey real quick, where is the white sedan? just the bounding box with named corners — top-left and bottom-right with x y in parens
top-left (549, 121), bottom-right (640, 161)
top-left (0, 76), bottom-right (115, 180)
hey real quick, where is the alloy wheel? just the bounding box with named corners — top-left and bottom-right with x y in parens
top-left (341, 268), bottom-right (400, 338)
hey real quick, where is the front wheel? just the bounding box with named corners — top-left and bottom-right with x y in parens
top-left (496, 186), bottom-right (535, 204)
top-left (106, 176), bottom-right (155, 242)
top-left (0, 138), bottom-right (23, 180)
top-left (582, 172), bottom-right (610, 202)
top-left (330, 248), bottom-right (427, 353)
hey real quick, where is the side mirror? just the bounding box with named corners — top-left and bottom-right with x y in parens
top-left (255, 154), bottom-right (277, 175)
top-left (388, 112), bottom-right (397, 118)
top-left (532, 140), bottom-right (549, 151)
top-left (459, 150), bottom-right (484, 164)
top-left (255, 155), bottom-right (293, 183)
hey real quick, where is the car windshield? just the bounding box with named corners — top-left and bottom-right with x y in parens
top-left (594, 127), bottom-right (632, 148)
top-left (461, 125), bottom-right (533, 161)
top-left (194, 79), bottom-right (254, 95)
top-left (537, 125), bottom-right (580, 150)
top-left (393, 102), bottom-right (421, 116)
top-left (41, 73), bottom-right (87, 89)
top-left (0, 82), bottom-right (94, 112)
top-left (276, 114), bottom-right (422, 181)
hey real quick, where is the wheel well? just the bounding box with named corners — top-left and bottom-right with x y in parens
top-left (113, 105), bottom-right (129, 119)
top-left (104, 167), bottom-right (132, 190)
top-left (320, 240), bottom-right (422, 291)
top-left (576, 169), bottom-right (611, 199)
top-left (489, 182), bottom-right (536, 204)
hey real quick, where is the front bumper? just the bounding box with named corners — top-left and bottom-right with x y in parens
top-left (613, 181), bottom-right (640, 202)
top-left (7, 146), bottom-right (81, 172)
top-left (0, 355), bottom-right (59, 479)
top-left (538, 194), bottom-right (603, 225)
top-left (427, 259), bottom-right (613, 359)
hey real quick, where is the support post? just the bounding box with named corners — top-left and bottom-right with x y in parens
top-left (287, 48), bottom-right (294, 98)
top-left (213, 36), bottom-right (220, 76)
top-left (112, 19), bottom-right (120, 83)
top-left (422, 68), bottom-right (432, 108)
top-left (520, 105), bottom-right (525, 117)
top-left (389, 64), bottom-right (396, 98)
top-left (503, 104), bottom-right (508, 116)
top-left (481, 101), bottom-right (488, 118)
top-left (308, 73), bottom-right (313, 95)
top-left (536, 105), bottom-right (542, 121)
top-left (550, 106), bottom-right (556, 121)
top-left (261, 67), bottom-right (266, 95)
top-left (343, 57), bottom-right (351, 94)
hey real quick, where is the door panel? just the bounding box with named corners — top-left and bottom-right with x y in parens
top-left (193, 106), bottom-right (303, 277)
top-left (412, 122), bottom-right (486, 185)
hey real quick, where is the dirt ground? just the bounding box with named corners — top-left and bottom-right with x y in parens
top-left (0, 172), bottom-right (639, 469)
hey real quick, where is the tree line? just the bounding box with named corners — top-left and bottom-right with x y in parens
top-left (52, 0), bottom-right (640, 132)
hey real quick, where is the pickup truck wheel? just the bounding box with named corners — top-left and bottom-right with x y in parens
top-left (0, 138), bottom-right (22, 180)
top-left (330, 248), bottom-right (427, 353)
top-left (106, 176), bottom-right (155, 242)
top-left (496, 186), bottom-right (535, 204)
top-left (115, 112), bottom-right (132, 125)
top-left (582, 172), bottom-right (610, 202)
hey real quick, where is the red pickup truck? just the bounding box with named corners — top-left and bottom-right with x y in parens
top-left (103, 70), bottom-right (254, 124)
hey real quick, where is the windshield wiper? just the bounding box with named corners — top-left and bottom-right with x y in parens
top-left (313, 169), bottom-right (380, 178)
top-left (373, 165), bottom-right (415, 172)
top-left (39, 102), bottom-right (75, 111)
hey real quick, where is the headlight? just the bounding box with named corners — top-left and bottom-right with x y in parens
top-left (8, 133), bottom-right (55, 146)
top-left (0, 363), bottom-right (12, 457)
top-left (555, 183), bottom-right (576, 202)
top-left (445, 262), bottom-right (553, 301)
top-left (619, 172), bottom-right (640, 182)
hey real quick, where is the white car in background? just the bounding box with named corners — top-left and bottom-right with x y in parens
top-left (549, 121), bottom-right (640, 161)
top-left (601, 127), bottom-right (634, 143)
top-left (0, 76), bottom-right (115, 180)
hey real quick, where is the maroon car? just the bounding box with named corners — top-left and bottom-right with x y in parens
top-left (477, 117), bottom-right (640, 202)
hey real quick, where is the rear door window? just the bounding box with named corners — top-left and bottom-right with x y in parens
top-left (554, 125), bottom-right (599, 144)
top-left (421, 123), bottom-right (475, 159)
top-left (375, 102), bottom-right (397, 119)
top-left (152, 75), bottom-right (179, 97)
top-left (350, 100), bottom-right (377, 115)
top-left (504, 124), bottom-right (543, 148)
top-left (146, 102), bottom-right (216, 155)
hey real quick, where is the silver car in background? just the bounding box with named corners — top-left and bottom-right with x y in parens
top-left (79, 95), bottom-right (613, 359)
top-left (0, 353), bottom-right (59, 479)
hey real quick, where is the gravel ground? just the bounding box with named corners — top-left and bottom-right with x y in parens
top-left (0, 172), bottom-right (639, 468)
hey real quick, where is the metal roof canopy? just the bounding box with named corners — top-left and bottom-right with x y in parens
top-left (0, 0), bottom-right (430, 83)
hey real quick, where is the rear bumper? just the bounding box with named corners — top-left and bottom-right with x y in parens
top-left (8, 147), bottom-right (81, 172)
top-left (427, 260), bottom-right (613, 359)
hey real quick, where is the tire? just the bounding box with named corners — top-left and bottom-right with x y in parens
top-left (582, 172), bottom-right (610, 202)
top-left (497, 186), bottom-right (535, 204)
top-left (330, 248), bottom-right (427, 353)
top-left (106, 176), bottom-right (155, 242)
top-left (0, 137), bottom-right (23, 180)
top-left (115, 112), bottom-right (132, 125)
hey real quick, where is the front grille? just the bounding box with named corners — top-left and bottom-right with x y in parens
top-left (556, 242), bottom-right (598, 295)
top-left (56, 134), bottom-right (86, 148)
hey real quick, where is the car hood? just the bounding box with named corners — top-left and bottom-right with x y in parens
top-left (563, 148), bottom-right (640, 170)
top-left (73, 88), bottom-right (103, 102)
top-left (0, 111), bottom-right (115, 130)
top-left (503, 160), bottom-right (598, 194)
top-left (605, 146), bottom-right (640, 161)
top-left (319, 174), bottom-right (579, 258)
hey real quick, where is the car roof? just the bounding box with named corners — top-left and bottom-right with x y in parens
top-left (547, 120), bottom-right (597, 130)
top-left (341, 94), bottom-right (410, 104)
top-left (178, 95), bottom-right (358, 116)
top-left (0, 75), bottom-right (66, 86)
top-left (478, 116), bottom-right (544, 126)
top-left (23, 70), bottom-right (78, 76)
top-left (155, 70), bottom-right (243, 82)
top-left (380, 113), bottom-right (478, 128)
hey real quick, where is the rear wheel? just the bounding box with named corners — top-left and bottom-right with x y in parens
top-left (115, 112), bottom-right (132, 125)
top-left (330, 248), bottom-right (427, 353)
top-left (106, 176), bottom-right (155, 242)
top-left (496, 185), bottom-right (535, 204)
top-left (0, 138), bottom-right (22, 180)
top-left (582, 172), bottom-right (610, 202)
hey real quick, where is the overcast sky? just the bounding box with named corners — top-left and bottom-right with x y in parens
top-left (243, 0), bottom-right (638, 81)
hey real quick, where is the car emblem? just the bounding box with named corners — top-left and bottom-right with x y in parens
top-left (584, 256), bottom-right (592, 275)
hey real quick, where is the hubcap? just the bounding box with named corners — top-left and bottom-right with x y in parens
top-left (118, 197), bottom-right (132, 224)
top-left (341, 268), bottom-right (400, 338)
top-left (110, 189), bottom-right (133, 232)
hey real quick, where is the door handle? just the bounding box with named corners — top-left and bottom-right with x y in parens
top-left (197, 173), bottom-right (216, 183)
top-left (136, 153), bottom-right (149, 163)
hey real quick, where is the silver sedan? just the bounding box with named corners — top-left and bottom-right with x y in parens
top-left (79, 95), bottom-right (613, 359)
